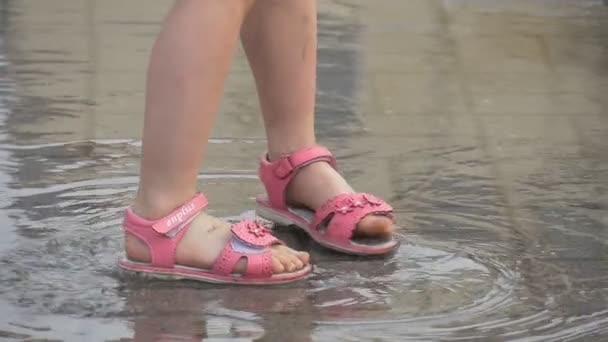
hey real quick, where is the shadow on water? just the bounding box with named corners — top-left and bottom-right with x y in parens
top-left (0, 0), bottom-right (607, 341)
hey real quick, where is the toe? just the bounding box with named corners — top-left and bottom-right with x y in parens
top-left (275, 251), bottom-right (295, 273)
top-left (278, 245), bottom-right (310, 266)
top-left (292, 256), bottom-right (304, 270)
top-left (271, 255), bottom-right (285, 274)
top-left (283, 249), bottom-right (303, 272)
top-left (354, 215), bottom-right (394, 238)
top-left (296, 251), bottom-right (310, 264)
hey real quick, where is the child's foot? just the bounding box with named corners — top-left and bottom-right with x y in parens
top-left (284, 162), bottom-right (395, 239)
top-left (125, 207), bottom-right (310, 275)
top-left (257, 145), bottom-right (398, 255)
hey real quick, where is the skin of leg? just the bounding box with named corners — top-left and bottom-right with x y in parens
top-left (135, 0), bottom-right (250, 216)
top-left (127, 0), bottom-right (309, 274)
top-left (240, 0), bottom-right (394, 237)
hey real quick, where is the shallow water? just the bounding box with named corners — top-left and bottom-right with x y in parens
top-left (0, 0), bottom-right (607, 341)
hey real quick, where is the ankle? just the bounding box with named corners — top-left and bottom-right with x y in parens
top-left (132, 188), bottom-right (197, 221)
top-left (266, 133), bottom-right (316, 161)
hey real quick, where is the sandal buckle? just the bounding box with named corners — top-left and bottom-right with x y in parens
top-left (274, 156), bottom-right (294, 179)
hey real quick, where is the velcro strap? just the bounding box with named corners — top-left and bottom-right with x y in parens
top-left (152, 193), bottom-right (208, 235)
top-left (274, 145), bottom-right (337, 179)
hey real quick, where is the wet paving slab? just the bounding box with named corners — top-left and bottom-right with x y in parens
top-left (0, 0), bottom-right (607, 341)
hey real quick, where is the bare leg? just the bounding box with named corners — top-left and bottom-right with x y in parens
top-left (241, 0), bottom-right (393, 237)
top-left (127, 0), bottom-right (309, 274)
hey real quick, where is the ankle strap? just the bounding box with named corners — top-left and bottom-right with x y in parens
top-left (271, 145), bottom-right (336, 179)
top-left (259, 145), bottom-right (337, 209)
top-left (151, 193), bottom-right (208, 235)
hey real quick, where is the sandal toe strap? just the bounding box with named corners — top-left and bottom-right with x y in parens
top-left (212, 220), bottom-right (281, 278)
top-left (312, 193), bottom-right (393, 242)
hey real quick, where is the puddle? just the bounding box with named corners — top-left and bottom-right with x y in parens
top-left (0, 139), bottom-right (606, 341)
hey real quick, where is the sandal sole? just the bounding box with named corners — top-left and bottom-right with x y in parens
top-left (256, 202), bottom-right (399, 256)
top-left (117, 259), bottom-right (312, 285)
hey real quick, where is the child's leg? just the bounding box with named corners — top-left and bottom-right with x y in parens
top-left (128, 0), bottom-right (308, 274)
top-left (241, 0), bottom-right (393, 238)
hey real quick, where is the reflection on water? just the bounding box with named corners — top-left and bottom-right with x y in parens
top-left (0, 0), bottom-right (607, 341)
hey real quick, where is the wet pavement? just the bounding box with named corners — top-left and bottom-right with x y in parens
top-left (0, 0), bottom-right (607, 340)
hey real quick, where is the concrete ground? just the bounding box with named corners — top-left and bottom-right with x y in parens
top-left (0, 0), bottom-right (606, 340)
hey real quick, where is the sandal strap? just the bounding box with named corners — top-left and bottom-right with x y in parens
top-left (311, 193), bottom-right (393, 242)
top-left (259, 145), bottom-right (337, 209)
top-left (151, 194), bottom-right (209, 235)
top-left (212, 220), bottom-right (281, 278)
top-left (123, 193), bottom-right (208, 268)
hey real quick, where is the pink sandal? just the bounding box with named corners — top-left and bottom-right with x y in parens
top-left (118, 193), bottom-right (312, 285)
top-left (256, 145), bottom-right (400, 255)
